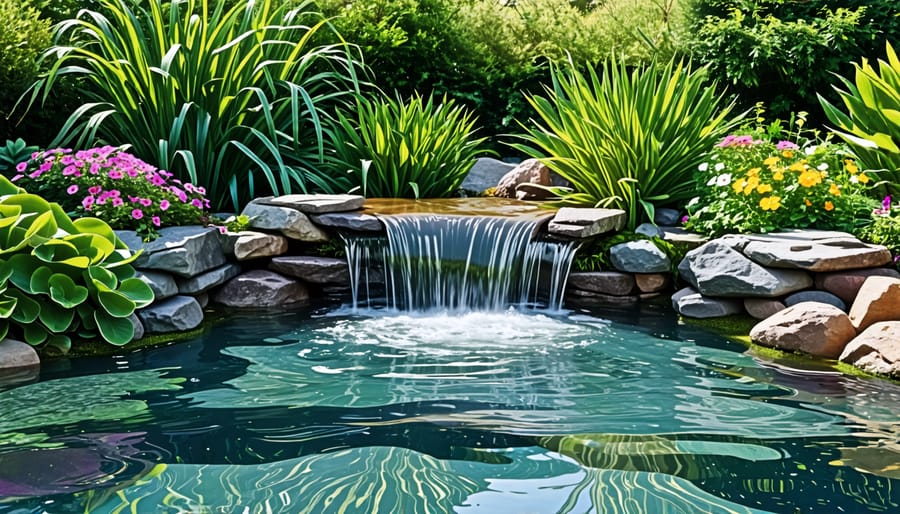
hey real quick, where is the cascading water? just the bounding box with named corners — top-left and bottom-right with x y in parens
top-left (344, 214), bottom-right (577, 312)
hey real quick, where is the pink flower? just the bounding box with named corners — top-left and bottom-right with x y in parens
top-left (776, 140), bottom-right (799, 151)
top-left (30, 151), bottom-right (40, 160)
top-left (67, 184), bottom-right (79, 195)
top-left (39, 161), bottom-right (53, 173)
top-left (218, 226), bottom-right (227, 234)
top-left (151, 216), bottom-right (161, 227)
top-left (159, 200), bottom-right (170, 211)
top-left (15, 162), bottom-right (27, 172)
top-left (108, 170), bottom-right (123, 179)
top-left (60, 155), bottom-right (75, 165)
top-left (112, 198), bottom-right (124, 207)
top-left (11, 174), bottom-right (22, 181)
top-left (196, 186), bottom-right (206, 195)
top-left (108, 189), bottom-right (120, 198)
top-left (90, 163), bottom-right (101, 174)
top-left (191, 198), bottom-right (202, 208)
top-left (140, 198), bottom-right (152, 207)
top-left (131, 209), bottom-right (143, 220)
top-left (82, 196), bottom-right (95, 209)
top-left (28, 170), bottom-right (42, 179)
top-left (63, 165), bottom-right (78, 176)
top-left (127, 168), bottom-right (139, 177)
top-left (883, 195), bottom-right (892, 211)
top-left (150, 175), bottom-right (166, 186)
top-left (88, 185), bottom-right (103, 195)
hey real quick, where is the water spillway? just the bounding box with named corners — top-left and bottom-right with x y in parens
top-left (343, 199), bottom-right (577, 312)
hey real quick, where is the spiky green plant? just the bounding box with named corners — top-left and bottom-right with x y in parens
top-left (819, 42), bottom-right (900, 194)
top-left (511, 57), bottom-right (744, 229)
top-left (19, 0), bottom-right (363, 211)
top-left (323, 93), bottom-right (489, 198)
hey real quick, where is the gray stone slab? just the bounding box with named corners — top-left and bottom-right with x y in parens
top-left (261, 194), bottom-right (365, 214)
top-left (743, 239), bottom-right (892, 272)
top-left (138, 295), bottom-right (203, 333)
top-left (567, 271), bottom-right (635, 296)
top-left (610, 240), bottom-right (671, 273)
top-left (659, 227), bottom-right (707, 250)
top-left (135, 270), bottom-right (178, 301)
top-left (672, 287), bottom-right (743, 318)
top-left (242, 199), bottom-right (330, 242)
top-left (310, 212), bottom-right (383, 232)
top-left (233, 231), bottom-right (288, 261)
top-left (548, 208), bottom-right (625, 239)
top-left (133, 226), bottom-right (227, 278)
top-left (177, 263), bottom-right (242, 295)
top-left (212, 270), bottom-right (310, 308)
top-left (270, 256), bottom-right (350, 285)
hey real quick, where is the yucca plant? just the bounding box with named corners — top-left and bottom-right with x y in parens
top-left (19, 0), bottom-right (364, 211)
top-left (322, 93), bottom-right (489, 198)
top-left (819, 42), bottom-right (900, 195)
top-left (511, 57), bottom-right (744, 229)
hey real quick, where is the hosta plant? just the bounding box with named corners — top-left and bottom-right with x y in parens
top-left (0, 175), bottom-right (153, 354)
top-left (20, 0), bottom-right (363, 211)
top-left (511, 57), bottom-right (744, 230)
top-left (323, 93), bottom-right (489, 198)
top-left (820, 42), bottom-right (900, 195)
top-left (685, 133), bottom-right (878, 237)
top-left (11, 146), bottom-right (209, 240)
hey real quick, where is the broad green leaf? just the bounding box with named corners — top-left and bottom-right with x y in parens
top-left (97, 290), bottom-right (136, 318)
top-left (94, 310), bottom-right (135, 346)
top-left (49, 274), bottom-right (90, 308)
top-left (117, 278), bottom-right (155, 308)
top-left (44, 334), bottom-right (72, 356)
top-left (38, 301), bottom-right (75, 333)
top-left (6, 289), bottom-right (38, 323)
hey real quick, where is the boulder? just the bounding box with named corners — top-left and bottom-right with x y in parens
top-left (129, 226), bottom-right (227, 278)
top-left (815, 268), bottom-right (900, 305)
top-left (839, 322), bottom-right (900, 378)
top-left (461, 157), bottom-right (516, 193)
top-left (494, 159), bottom-right (551, 198)
top-left (135, 270), bottom-right (178, 301)
top-left (260, 194), bottom-right (365, 214)
top-left (678, 241), bottom-right (812, 297)
top-left (310, 212), bottom-right (383, 232)
top-left (742, 239), bottom-right (891, 272)
top-left (242, 199), bottom-right (329, 242)
top-left (547, 208), bottom-right (626, 238)
top-left (744, 298), bottom-right (786, 320)
top-left (212, 270), bottom-right (309, 308)
top-left (515, 183), bottom-right (553, 201)
top-left (137, 295), bottom-right (204, 334)
top-left (848, 276), bottom-right (900, 332)
top-left (567, 271), bottom-right (635, 296)
top-left (128, 313), bottom-right (145, 342)
top-left (653, 208), bottom-right (682, 227)
top-left (565, 289), bottom-right (640, 306)
top-left (269, 256), bottom-right (350, 285)
top-left (0, 339), bottom-right (40, 369)
top-left (176, 263), bottom-right (242, 295)
top-left (233, 231), bottom-right (288, 261)
top-left (784, 290), bottom-right (846, 311)
top-left (750, 302), bottom-right (856, 358)
top-left (634, 223), bottom-right (664, 239)
top-left (671, 287), bottom-right (743, 318)
top-left (609, 240), bottom-right (670, 273)
top-left (635, 273), bottom-right (670, 293)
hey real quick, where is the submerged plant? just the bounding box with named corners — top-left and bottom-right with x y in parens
top-left (512, 57), bottom-right (743, 230)
top-left (19, 0), bottom-right (364, 211)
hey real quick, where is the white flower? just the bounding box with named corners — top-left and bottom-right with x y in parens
top-left (714, 162), bottom-right (725, 172)
top-left (698, 162), bottom-right (709, 172)
top-left (687, 197), bottom-right (699, 207)
top-left (706, 176), bottom-right (717, 186)
top-left (804, 146), bottom-right (817, 155)
top-left (715, 173), bottom-right (732, 187)
top-left (817, 163), bottom-right (829, 171)
top-left (850, 175), bottom-right (859, 184)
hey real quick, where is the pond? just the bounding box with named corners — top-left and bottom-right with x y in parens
top-left (1, 302), bottom-right (899, 513)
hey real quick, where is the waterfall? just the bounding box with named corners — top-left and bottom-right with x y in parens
top-left (344, 214), bottom-right (577, 312)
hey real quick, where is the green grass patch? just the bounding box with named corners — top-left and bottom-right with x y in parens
top-left (681, 314), bottom-right (756, 345)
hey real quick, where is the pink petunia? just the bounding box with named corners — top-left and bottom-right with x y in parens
top-left (11, 174), bottom-right (22, 182)
top-left (60, 155), bottom-right (75, 165)
top-left (15, 162), bottom-right (27, 172)
top-left (131, 209), bottom-right (143, 220)
top-left (108, 170), bottom-right (123, 179)
top-left (140, 198), bottom-right (152, 207)
top-left (151, 216), bottom-right (161, 227)
top-left (159, 199), bottom-right (170, 211)
top-left (88, 185), bottom-right (103, 195)
top-left (82, 196), bottom-right (95, 209)
top-left (191, 198), bottom-right (202, 208)
top-left (67, 184), bottom-right (79, 195)
top-left (776, 140), bottom-right (799, 151)
top-left (90, 163), bottom-right (101, 174)
top-left (150, 175), bottom-right (166, 186)
top-left (63, 165), bottom-right (78, 176)
top-left (108, 189), bottom-right (120, 198)
top-left (39, 160), bottom-right (53, 173)
top-left (112, 198), bottom-right (124, 207)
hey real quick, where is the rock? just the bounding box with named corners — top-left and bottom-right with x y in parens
top-left (196, 292), bottom-right (209, 309)
top-left (461, 157), bottom-right (516, 193)
top-left (678, 240), bottom-right (812, 297)
top-left (547, 208), bottom-right (626, 238)
top-left (839, 322), bottom-right (900, 378)
top-left (176, 263), bottom-right (242, 295)
top-left (671, 287), bottom-right (743, 318)
top-left (0, 339), bottom-right (40, 369)
top-left (494, 159), bottom-right (551, 198)
top-left (242, 199), bottom-right (329, 242)
top-left (659, 227), bottom-right (707, 250)
top-left (233, 231), bottom-right (288, 260)
top-left (784, 290), bottom-right (846, 311)
top-left (260, 194), bottom-right (365, 214)
top-left (848, 276), bottom-right (900, 332)
top-left (742, 239), bottom-right (891, 272)
top-left (567, 271), bottom-right (635, 296)
top-left (217, 230), bottom-right (239, 256)
top-left (815, 268), bottom-right (900, 305)
top-left (750, 302), bottom-right (856, 358)
top-left (212, 270), bottom-right (310, 308)
top-left (269, 256), bottom-right (350, 285)
top-left (634, 223), bottom-right (664, 239)
top-left (131, 226), bottom-right (227, 278)
top-left (744, 298), bottom-right (786, 320)
top-left (128, 313), bottom-right (145, 342)
top-left (515, 183), bottom-right (553, 201)
top-left (310, 212), bottom-right (383, 232)
top-left (653, 208), bottom-right (681, 227)
top-left (609, 240), bottom-right (670, 273)
top-left (137, 295), bottom-right (203, 334)
top-left (135, 270), bottom-right (178, 301)
top-left (565, 289), bottom-right (640, 306)
top-left (634, 273), bottom-right (669, 293)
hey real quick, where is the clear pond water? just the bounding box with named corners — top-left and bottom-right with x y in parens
top-left (1, 303), bottom-right (899, 513)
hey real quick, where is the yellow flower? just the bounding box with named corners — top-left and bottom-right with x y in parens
top-left (743, 176), bottom-right (760, 195)
top-left (760, 196), bottom-right (782, 211)
top-left (858, 173), bottom-right (870, 184)
top-left (829, 183), bottom-right (841, 196)
top-left (798, 170), bottom-right (822, 188)
top-left (805, 198), bottom-right (812, 207)
top-left (824, 201), bottom-right (834, 211)
top-left (782, 150), bottom-right (795, 158)
top-left (756, 183), bottom-right (773, 194)
top-left (732, 179), bottom-right (746, 194)
top-left (747, 167), bottom-right (761, 177)
top-left (763, 156), bottom-right (780, 167)
top-left (845, 159), bottom-right (859, 174)
top-left (773, 170), bottom-right (784, 181)
top-left (789, 161), bottom-right (808, 172)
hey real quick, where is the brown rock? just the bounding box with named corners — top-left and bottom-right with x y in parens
top-left (839, 322), bottom-right (900, 378)
top-left (567, 271), bottom-right (635, 296)
top-left (744, 298), bottom-right (786, 320)
top-left (233, 231), bottom-right (288, 260)
top-left (815, 268), bottom-right (900, 305)
top-left (634, 273), bottom-right (670, 293)
top-left (848, 276), bottom-right (900, 331)
top-left (494, 159), bottom-right (551, 198)
top-left (515, 182), bottom-right (553, 201)
top-left (565, 290), bottom-right (639, 306)
top-left (750, 302), bottom-right (856, 358)
top-left (742, 239), bottom-right (891, 272)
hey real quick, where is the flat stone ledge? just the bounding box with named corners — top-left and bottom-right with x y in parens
top-left (269, 256), bottom-right (350, 285)
top-left (260, 194), bottom-right (365, 214)
top-left (548, 208), bottom-right (625, 239)
top-left (310, 212), bottom-right (383, 232)
top-left (743, 239), bottom-right (891, 272)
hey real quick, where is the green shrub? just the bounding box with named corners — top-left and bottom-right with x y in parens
top-left (20, 0), bottom-right (364, 212)
top-left (0, 139), bottom-right (39, 175)
top-left (860, 196), bottom-right (900, 265)
top-left (0, 175), bottom-right (154, 354)
top-left (323, 93), bottom-right (488, 198)
top-left (820, 42), bottom-right (900, 195)
top-left (512, 57), bottom-right (744, 230)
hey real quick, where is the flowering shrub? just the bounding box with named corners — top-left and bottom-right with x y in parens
top-left (11, 146), bottom-right (209, 239)
top-left (861, 196), bottom-right (900, 267)
top-left (685, 135), bottom-right (879, 236)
